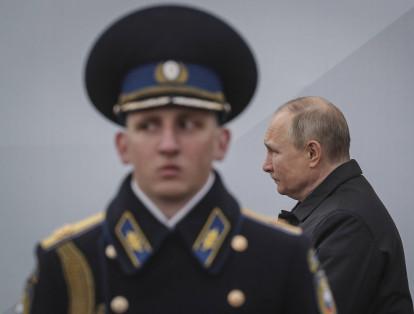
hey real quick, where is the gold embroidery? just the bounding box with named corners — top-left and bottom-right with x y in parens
top-left (115, 211), bottom-right (152, 267)
top-left (242, 208), bottom-right (302, 235)
top-left (126, 231), bottom-right (143, 251)
top-left (57, 242), bottom-right (94, 314)
top-left (192, 208), bottom-right (230, 267)
top-left (22, 295), bottom-right (30, 314)
top-left (41, 212), bottom-right (105, 249)
top-left (115, 96), bottom-right (227, 115)
top-left (118, 85), bottom-right (225, 104)
top-left (202, 229), bottom-right (220, 250)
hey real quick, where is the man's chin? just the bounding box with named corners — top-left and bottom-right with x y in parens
top-left (153, 184), bottom-right (191, 201)
top-left (276, 185), bottom-right (287, 196)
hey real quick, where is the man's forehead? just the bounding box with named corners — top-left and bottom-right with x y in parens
top-left (270, 110), bottom-right (291, 129)
top-left (265, 112), bottom-right (292, 142)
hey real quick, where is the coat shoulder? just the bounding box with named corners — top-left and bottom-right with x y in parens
top-left (39, 211), bottom-right (105, 251)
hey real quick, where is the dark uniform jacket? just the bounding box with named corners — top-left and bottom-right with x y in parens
top-left (279, 159), bottom-right (413, 314)
top-left (24, 173), bottom-right (334, 314)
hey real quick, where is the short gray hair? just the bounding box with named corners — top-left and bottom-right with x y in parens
top-left (276, 96), bottom-right (350, 163)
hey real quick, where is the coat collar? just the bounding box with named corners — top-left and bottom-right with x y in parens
top-left (104, 171), bottom-right (242, 275)
top-left (280, 159), bottom-right (362, 225)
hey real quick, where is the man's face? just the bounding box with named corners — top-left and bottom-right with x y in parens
top-left (262, 111), bottom-right (312, 201)
top-left (116, 107), bottom-right (230, 204)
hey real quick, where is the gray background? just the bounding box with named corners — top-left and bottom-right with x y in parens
top-left (1, 0), bottom-right (413, 309)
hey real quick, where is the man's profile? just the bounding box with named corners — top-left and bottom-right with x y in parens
top-left (263, 96), bottom-right (413, 314)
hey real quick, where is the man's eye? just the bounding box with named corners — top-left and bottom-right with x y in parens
top-left (135, 121), bottom-right (158, 131)
top-left (266, 146), bottom-right (279, 155)
top-left (179, 119), bottom-right (200, 130)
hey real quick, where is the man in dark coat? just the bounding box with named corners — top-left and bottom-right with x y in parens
top-left (21, 6), bottom-right (335, 314)
top-left (263, 96), bottom-right (413, 314)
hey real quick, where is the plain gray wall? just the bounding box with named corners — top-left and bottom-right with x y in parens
top-left (1, 0), bottom-right (414, 310)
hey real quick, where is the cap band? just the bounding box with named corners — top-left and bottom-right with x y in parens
top-left (115, 61), bottom-right (230, 114)
top-left (114, 96), bottom-right (231, 114)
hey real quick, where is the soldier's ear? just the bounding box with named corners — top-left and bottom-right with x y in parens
top-left (115, 131), bottom-right (130, 164)
top-left (213, 128), bottom-right (231, 161)
top-left (305, 140), bottom-right (322, 168)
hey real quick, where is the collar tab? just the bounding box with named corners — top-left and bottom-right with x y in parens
top-left (115, 211), bottom-right (153, 269)
top-left (192, 207), bottom-right (231, 268)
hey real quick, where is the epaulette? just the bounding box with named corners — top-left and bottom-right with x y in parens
top-left (241, 208), bottom-right (302, 235)
top-left (40, 211), bottom-right (105, 250)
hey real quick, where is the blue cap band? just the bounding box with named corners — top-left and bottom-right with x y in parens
top-left (121, 62), bottom-right (224, 95)
top-left (114, 61), bottom-right (230, 115)
top-left (118, 61), bottom-right (226, 105)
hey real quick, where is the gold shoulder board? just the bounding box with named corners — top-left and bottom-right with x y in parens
top-left (41, 212), bottom-right (105, 250)
top-left (242, 208), bottom-right (302, 235)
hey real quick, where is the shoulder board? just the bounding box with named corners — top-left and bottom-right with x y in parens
top-left (241, 207), bottom-right (277, 225)
top-left (40, 211), bottom-right (105, 250)
top-left (241, 208), bottom-right (302, 235)
top-left (274, 217), bottom-right (303, 235)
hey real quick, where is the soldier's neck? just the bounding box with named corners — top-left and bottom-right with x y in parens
top-left (152, 200), bottom-right (189, 219)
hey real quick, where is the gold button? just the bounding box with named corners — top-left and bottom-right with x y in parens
top-left (105, 245), bottom-right (117, 259)
top-left (110, 296), bottom-right (129, 313)
top-left (231, 235), bottom-right (248, 252)
top-left (227, 289), bottom-right (245, 308)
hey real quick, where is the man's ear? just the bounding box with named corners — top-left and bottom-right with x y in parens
top-left (115, 131), bottom-right (130, 164)
top-left (305, 140), bottom-right (322, 168)
top-left (213, 128), bottom-right (231, 161)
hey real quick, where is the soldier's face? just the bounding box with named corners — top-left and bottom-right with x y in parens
top-left (116, 107), bottom-right (230, 205)
top-left (262, 111), bottom-right (312, 201)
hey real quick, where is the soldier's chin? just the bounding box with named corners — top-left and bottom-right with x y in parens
top-left (155, 185), bottom-right (192, 201)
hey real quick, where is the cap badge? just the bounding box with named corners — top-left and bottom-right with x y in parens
top-left (155, 60), bottom-right (188, 83)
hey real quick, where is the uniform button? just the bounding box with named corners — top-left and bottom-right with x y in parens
top-left (231, 235), bottom-right (248, 252)
top-left (227, 289), bottom-right (245, 308)
top-left (110, 296), bottom-right (129, 313)
top-left (105, 245), bottom-right (117, 259)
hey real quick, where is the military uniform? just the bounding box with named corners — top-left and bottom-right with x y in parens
top-left (24, 173), bottom-right (334, 313)
top-left (279, 159), bottom-right (413, 314)
top-left (22, 5), bottom-right (336, 314)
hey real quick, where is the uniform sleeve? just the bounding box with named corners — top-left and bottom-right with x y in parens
top-left (313, 211), bottom-right (383, 314)
top-left (23, 245), bottom-right (68, 314)
top-left (283, 235), bottom-right (337, 314)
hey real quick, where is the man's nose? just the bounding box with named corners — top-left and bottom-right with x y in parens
top-left (262, 153), bottom-right (272, 173)
top-left (158, 127), bottom-right (179, 154)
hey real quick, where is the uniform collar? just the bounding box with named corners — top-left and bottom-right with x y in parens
top-left (130, 172), bottom-right (215, 229)
top-left (104, 171), bottom-right (242, 275)
top-left (283, 159), bottom-right (362, 224)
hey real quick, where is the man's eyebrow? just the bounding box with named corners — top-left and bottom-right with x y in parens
top-left (136, 114), bottom-right (160, 121)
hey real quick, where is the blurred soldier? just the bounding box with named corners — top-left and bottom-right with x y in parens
top-left (22, 6), bottom-right (335, 314)
top-left (263, 96), bottom-right (413, 314)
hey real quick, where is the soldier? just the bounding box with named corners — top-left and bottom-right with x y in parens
top-left (22, 6), bottom-right (335, 314)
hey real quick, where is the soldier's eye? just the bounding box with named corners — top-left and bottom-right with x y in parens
top-left (135, 119), bottom-right (159, 131)
top-left (178, 118), bottom-right (202, 130)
